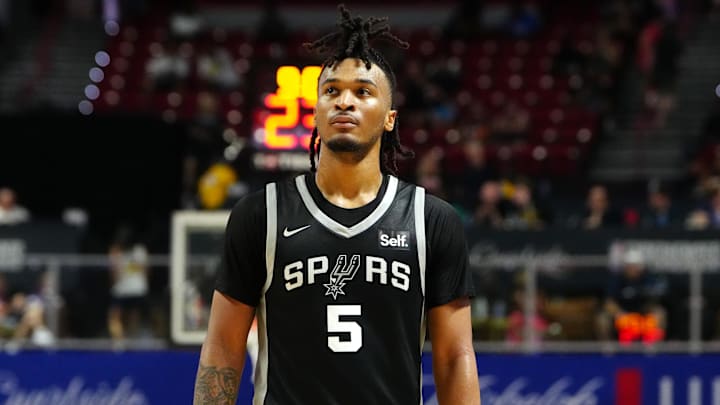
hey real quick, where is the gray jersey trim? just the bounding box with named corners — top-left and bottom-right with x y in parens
top-left (414, 186), bottom-right (427, 405)
top-left (253, 182), bottom-right (277, 405)
top-left (295, 175), bottom-right (399, 239)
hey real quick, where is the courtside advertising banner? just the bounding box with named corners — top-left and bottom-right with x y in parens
top-left (1, 351), bottom-right (719, 404)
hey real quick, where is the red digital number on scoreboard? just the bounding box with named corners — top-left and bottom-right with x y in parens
top-left (259, 65), bottom-right (321, 150)
top-left (615, 312), bottom-right (664, 345)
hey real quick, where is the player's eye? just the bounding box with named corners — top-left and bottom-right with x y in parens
top-left (358, 88), bottom-right (371, 96)
top-left (325, 87), bottom-right (336, 95)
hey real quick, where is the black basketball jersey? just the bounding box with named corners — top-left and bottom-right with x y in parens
top-left (216, 173), bottom-right (474, 405)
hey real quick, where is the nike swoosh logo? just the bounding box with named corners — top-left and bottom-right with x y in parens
top-left (283, 225), bottom-right (311, 238)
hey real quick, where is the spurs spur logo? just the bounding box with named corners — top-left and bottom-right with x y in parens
top-left (323, 254), bottom-right (361, 299)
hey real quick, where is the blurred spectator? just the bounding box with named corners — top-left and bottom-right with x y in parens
top-left (505, 274), bottom-right (550, 344)
top-left (685, 159), bottom-right (720, 228)
top-left (197, 160), bottom-right (248, 210)
top-left (184, 278), bottom-right (207, 331)
top-left (581, 185), bottom-right (623, 229)
top-left (0, 187), bottom-right (30, 225)
top-left (5, 292), bottom-right (53, 345)
top-left (640, 20), bottom-right (682, 129)
top-left (0, 273), bottom-right (54, 347)
top-left (182, 91), bottom-right (225, 207)
top-left (685, 208), bottom-right (711, 230)
top-left (641, 181), bottom-right (680, 228)
top-left (459, 139), bottom-right (498, 210)
top-left (0, 292), bottom-right (23, 340)
top-left (503, 181), bottom-right (547, 230)
top-left (636, 15), bottom-right (663, 79)
top-left (197, 45), bottom-right (242, 91)
top-left (690, 175), bottom-right (720, 210)
top-left (472, 181), bottom-right (508, 228)
top-left (689, 168), bottom-right (720, 204)
top-left (191, 91), bottom-right (223, 138)
top-left (108, 239), bottom-right (150, 341)
top-left (700, 187), bottom-right (720, 228)
top-left (683, 185), bottom-right (720, 230)
top-left (633, 11), bottom-right (668, 127)
top-left (596, 249), bottom-right (667, 341)
top-left (144, 40), bottom-right (190, 92)
top-left (581, 28), bottom-right (623, 113)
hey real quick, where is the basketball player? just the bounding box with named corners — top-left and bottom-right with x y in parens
top-left (194, 5), bottom-right (480, 404)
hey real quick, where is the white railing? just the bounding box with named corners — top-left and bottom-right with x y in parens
top-left (1, 253), bottom-right (714, 353)
top-left (475, 254), bottom-right (710, 353)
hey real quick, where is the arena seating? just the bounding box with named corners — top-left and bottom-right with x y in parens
top-left (95, 3), bottom-right (603, 179)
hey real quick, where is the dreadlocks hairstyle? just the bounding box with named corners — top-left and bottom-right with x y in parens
top-left (304, 4), bottom-right (414, 174)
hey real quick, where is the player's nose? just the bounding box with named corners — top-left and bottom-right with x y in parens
top-left (334, 89), bottom-right (356, 111)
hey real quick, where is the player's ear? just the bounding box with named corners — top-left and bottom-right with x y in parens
top-left (384, 109), bottom-right (397, 132)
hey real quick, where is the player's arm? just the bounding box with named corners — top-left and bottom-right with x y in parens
top-left (193, 190), bottom-right (267, 404)
top-left (194, 291), bottom-right (254, 405)
top-left (424, 194), bottom-right (480, 404)
top-left (429, 297), bottom-right (480, 405)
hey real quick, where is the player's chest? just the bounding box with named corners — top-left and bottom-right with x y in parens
top-left (272, 224), bottom-right (421, 300)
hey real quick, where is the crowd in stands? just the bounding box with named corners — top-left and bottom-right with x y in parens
top-left (0, 273), bottom-right (54, 348)
top-left (450, 169), bottom-right (720, 231)
top-left (688, 98), bottom-right (720, 221)
top-left (0, 187), bottom-right (30, 225)
top-left (92, 0), bottom-right (708, 222)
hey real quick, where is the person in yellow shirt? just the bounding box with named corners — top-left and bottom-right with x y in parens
top-left (197, 162), bottom-right (237, 210)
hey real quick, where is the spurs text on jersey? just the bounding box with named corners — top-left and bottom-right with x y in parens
top-left (283, 254), bottom-right (411, 298)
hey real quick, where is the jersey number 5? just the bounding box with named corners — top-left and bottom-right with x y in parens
top-left (327, 305), bottom-right (362, 352)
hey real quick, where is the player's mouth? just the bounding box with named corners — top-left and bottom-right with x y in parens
top-left (330, 114), bottom-right (359, 128)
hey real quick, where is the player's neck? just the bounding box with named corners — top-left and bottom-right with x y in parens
top-left (315, 152), bottom-right (384, 209)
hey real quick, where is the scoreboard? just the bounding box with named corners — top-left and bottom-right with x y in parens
top-left (252, 65), bottom-right (322, 170)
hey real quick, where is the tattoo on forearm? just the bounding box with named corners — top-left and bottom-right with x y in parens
top-left (194, 364), bottom-right (241, 404)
